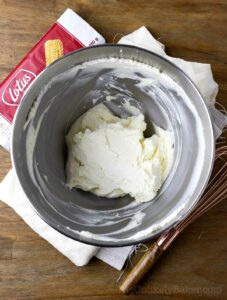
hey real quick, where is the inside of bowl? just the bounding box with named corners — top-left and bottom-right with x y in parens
top-left (12, 46), bottom-right (213, 246)
top-left (31, 60), bottom-right (180, 207)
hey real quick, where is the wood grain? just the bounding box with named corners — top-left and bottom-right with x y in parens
top-left (0, 1), bottom-right (227, 299)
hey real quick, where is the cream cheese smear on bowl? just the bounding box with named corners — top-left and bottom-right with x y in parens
top-left (66, 102), bottom-right (174, 203)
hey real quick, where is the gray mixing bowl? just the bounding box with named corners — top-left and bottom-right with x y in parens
top-left (11, 45), bottom-right (214, 246)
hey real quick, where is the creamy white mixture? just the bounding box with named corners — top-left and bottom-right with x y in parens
top-left (66, 103), bottom-right (173, 202)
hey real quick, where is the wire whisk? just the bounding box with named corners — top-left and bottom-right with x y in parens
top-left (120, 146), bottom-right (227, 294)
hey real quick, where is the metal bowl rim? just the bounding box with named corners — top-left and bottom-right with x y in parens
top-left (11, 44), bottom-right (215, 247)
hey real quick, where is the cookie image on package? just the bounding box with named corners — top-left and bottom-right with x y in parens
top-left (45, 39), bottom-right (64, 66)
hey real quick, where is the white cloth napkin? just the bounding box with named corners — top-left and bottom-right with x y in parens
top-left (0, 26), bottom-right (226, 269)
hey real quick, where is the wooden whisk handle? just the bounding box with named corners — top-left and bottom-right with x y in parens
top-left (119, 242), bottom-right (162, 294)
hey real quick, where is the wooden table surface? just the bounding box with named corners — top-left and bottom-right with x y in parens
top-left (0, 1), bottom-right (227, 299)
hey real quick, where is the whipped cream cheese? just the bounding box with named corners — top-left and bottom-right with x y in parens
top-left (66, 103), bottom-right (174, 202)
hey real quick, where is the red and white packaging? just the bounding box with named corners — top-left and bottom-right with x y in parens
top-left (0, 8), bottom-right (105, 150)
